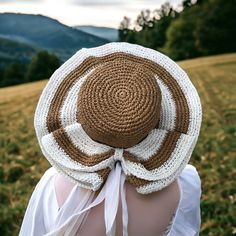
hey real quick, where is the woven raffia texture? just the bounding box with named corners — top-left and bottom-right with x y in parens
top-left (77, 58), bottom-right (162, 148)
top-left (34, 42), bottom-right (202, 194)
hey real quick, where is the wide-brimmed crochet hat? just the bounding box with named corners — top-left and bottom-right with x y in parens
top-left (34, 42), bottom-right (202, 194)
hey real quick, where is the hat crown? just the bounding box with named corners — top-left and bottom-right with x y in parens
top-left (77, 57), bottom-right (162, 148)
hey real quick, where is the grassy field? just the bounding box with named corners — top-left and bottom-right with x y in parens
top-left (0, 53), bottom-right (235, 235)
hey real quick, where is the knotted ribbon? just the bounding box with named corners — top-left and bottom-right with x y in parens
top-left (46, 153), bottom-right (128, 236)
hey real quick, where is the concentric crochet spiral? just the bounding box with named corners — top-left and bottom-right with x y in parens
top-left (77, 58), bottom-right (162, 148)
top-left (34, 42), bottom-right (202, 194)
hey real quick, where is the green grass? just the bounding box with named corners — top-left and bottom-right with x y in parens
top-left (0, 53), bottom-right (236, 235)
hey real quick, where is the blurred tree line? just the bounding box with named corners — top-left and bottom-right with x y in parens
top-left (119, 0), bottom-right (236, 60)
top-left (0, 51), bottom-right (60, 87)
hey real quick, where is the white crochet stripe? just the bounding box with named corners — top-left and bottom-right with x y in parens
top-left (136, 135), bottom-right (198, 194)
top-left (123, 132), bottom-right (196, 181)
top-left (47, 156), bottom-right (104, 191)
top-left (50, 158), bottom-right (104, 191)
top-left (126, 129), bottom-right (167, 161)
top-left (41, 132), bottom-right (114, 172)
top-left (60, 69), bottom-right (95, 127)
top-left (64, 123), bottom-right (111, 155)
top-left (39, 136), bottom-right (104, 191)
top-left (136, 156), bottom-right (187, 194)
top-left (171, 71), bottom-right (202, 136)
top-left (36, 130), bottom-right (103, 191)
top-left (34, 49), bottom-right (88, 139)
top-left (155, 76), bottom-right (176, 131)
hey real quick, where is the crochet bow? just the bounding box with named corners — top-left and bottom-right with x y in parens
top-left (41, 123), bottom-right (196, 194)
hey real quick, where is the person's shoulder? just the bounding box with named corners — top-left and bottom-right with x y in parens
top-left (40, 166), bottom-right (58, 179)
top-left (44, 166), bottom-right (58, 176)
top-left (167, 164), bottom-right (202, 235)
top-left (33, 166), bottom-right (58, 191)
top-left (179, 164), bottom-right (201, 189)
top-left (178, 164), bottom-right (202, 211)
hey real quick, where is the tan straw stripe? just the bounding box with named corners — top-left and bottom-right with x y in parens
top-left (124, 131), bottom-right (181, 170)
top-left (126, 174), bottom-right (151, 187)
top-left (97, 167), bottom-right (111, 181)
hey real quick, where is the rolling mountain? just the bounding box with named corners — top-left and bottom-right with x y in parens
top-left (75, 25), bottom-right (118, 42)
top-left (0, 13), bottom-right (109, 62)
top-left (0, 37), bottom-right (38, 68)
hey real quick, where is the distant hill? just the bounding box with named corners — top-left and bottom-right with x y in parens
top-left (75, 25), bottom-right (118, 42)
top-left (0, 13), bottom-right (109, 62)
top-left (0, 37), bottom-right (38, 68)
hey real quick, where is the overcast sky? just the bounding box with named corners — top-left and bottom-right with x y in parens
top-left (0, 0), bottom-right (183, 28)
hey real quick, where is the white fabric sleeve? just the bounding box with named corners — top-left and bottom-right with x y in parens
top-left (19, 167), bottom-right (58, 236)
top-left (167, 164), bottom-right (202, 236)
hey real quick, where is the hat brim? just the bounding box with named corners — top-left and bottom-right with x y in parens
top-left (34, 42), bottom-right (202, 193)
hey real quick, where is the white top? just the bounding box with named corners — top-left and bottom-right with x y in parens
top-left (19, 164), bottom-right (201, 236)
